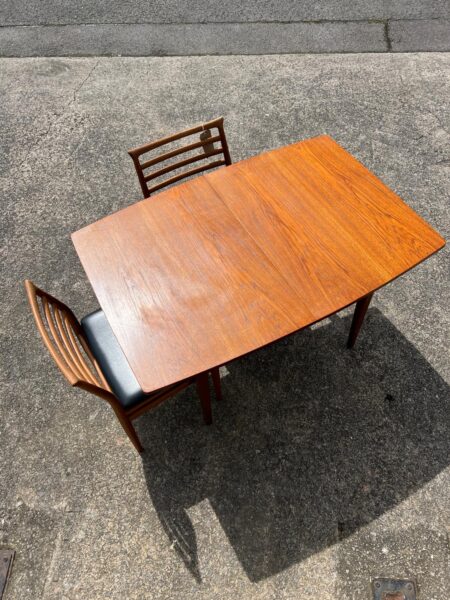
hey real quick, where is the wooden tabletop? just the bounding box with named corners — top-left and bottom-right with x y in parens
top-left (72, 135), bottom-right (445, 393)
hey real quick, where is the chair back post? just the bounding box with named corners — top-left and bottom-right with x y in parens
top-left (215, 117), bottom-right (232, 166)
top-left (130, 153), bottom-right (151, 199)
top-left (76, 380), bottom-right (123, 413)
top-left (128, 117), bottom-right (232, 198)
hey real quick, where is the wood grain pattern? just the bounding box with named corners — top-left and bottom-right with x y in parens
top-left (72, 135), bottom-right (445, 393)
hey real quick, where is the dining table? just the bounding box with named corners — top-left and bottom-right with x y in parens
top-left (71, 134), bottom-right (445, 395)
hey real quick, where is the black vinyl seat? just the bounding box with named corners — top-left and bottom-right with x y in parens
top-left (81, 310), bottom-right (147, 409)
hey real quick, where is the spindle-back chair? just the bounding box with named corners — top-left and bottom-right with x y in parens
top-left (25, 280), bottom-right (220, 453)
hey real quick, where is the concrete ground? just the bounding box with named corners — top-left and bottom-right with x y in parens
top-left (0, 53), bottom-right (449, 599)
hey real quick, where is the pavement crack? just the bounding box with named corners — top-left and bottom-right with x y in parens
top-left (71, 59), bottom-right (99, 104)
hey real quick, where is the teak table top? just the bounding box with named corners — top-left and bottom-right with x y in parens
top-left (72, 135), bottom-right (445, 393)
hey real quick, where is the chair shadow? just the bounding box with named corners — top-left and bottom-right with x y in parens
top-left (136, 308), bottom-right (449, 583)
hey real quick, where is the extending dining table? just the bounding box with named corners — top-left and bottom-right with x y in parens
top-left (71, 135), bottom-right (445, 395)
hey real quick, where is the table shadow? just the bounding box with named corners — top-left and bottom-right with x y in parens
top-left (136, 308), bottom-right (449, 583)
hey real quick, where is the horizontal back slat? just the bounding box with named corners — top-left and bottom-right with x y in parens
top-left (128, 116), bottom-right (224, 157)
top-left (140, 135), bottom-right (222, 170)
top-left (147, 160), bottom-right (226, 195)
top-left (144, 148), bottom-right (224, 182)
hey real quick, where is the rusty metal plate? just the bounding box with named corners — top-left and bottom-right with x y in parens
top-left (372, 578), bottom-right (416, 600)
top-left (0, 550), bottom-right (15, 599)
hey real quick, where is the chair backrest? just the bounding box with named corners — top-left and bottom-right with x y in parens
top-left (24, 280), bottom-right (112, 395)
top-left (128, 116), bottom-right (232, 198)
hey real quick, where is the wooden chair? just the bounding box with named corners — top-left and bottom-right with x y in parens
top-left (25, 280), bottom-right (222, 454)
top-left (128, 117), bottom-right (232, 199)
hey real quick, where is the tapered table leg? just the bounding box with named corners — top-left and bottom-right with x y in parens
top-left (347, 292), bottom-right (374, 349)
top-left (196, 372), bottom-right (212, 425)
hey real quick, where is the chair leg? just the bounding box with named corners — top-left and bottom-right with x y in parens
top-left (211, 367), bottom-right (222, 401)
top-left (115, 410), bottom-right (144, 453)
top-left (196, 372), bottom-right (212, 425)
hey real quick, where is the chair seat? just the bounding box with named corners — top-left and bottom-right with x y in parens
top-left (81, 310), bottom-right (147, 410)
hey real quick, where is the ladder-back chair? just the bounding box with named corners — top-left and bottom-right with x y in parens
top-left (128, 117), bottom-right (232, 199)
